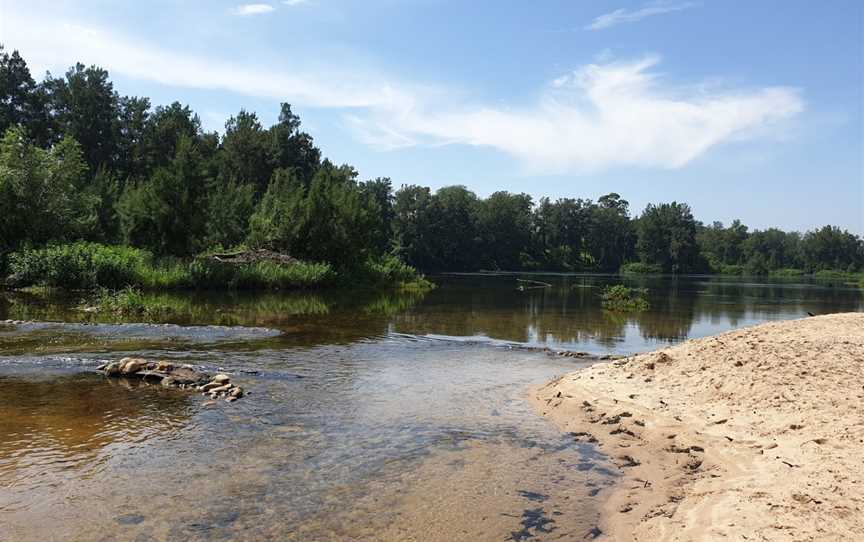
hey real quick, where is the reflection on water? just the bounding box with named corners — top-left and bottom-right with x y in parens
top-left (0, 274), bottom-right (860, 540)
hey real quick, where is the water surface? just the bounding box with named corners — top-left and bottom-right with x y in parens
top-left (0, 274), bottom-right (860, 540)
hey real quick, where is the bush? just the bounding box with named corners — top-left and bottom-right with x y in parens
top-left (94, 287), bottom-right (174, 316)
top-left (600, 284), bottom-right (649, 311)
top-left (769, 268), bottom-right (805, 277)
top-left (354, 255), bottom-right (434, 290)
top-left (714, 264), bottom-right (745, 276)
top-left (7, 243), bottom-right (150, 289)
top-left (619, 262), bottom-right (662, 275)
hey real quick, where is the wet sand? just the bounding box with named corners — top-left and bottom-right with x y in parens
top-left (533, 313), bottom-right (864, 541)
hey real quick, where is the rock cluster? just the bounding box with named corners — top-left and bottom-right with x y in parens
top-left (197, 374), bottom-right (244, 403)
top-left (97, 358), bottom-right (245, 402)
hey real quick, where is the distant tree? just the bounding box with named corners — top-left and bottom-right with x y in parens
top-left (220, 109), bottom-right (273, 194)
top-left (118, 134), bottom-right (208, 255)
top-left (246, 169), bottom-right (306, 252)
top-left (478, 191), bottom-right (534, 270)
top-left (393, 184), bottom-right (436, 269)
top-left (0, 127), bottom-right (97, 248)
top-left (141, 102), bottom-right (201, 174)
top-left (359, 177), bottom-right (395, 255)
top-left (800, 225), bottom-right (864, 272)
top-left (268, 103), bottom-right (321, 187)
top-left (43, 63), bottom-right (120, 172)
top-left (205, 180), bottom-right (256, 250)
top-left (588, 193), bottom-right (635, 271)
top-left (636, 202), bottom-right (700, 273)
top-left (0, 46), bottom-right (49, 146)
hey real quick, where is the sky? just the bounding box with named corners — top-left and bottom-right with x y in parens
top-left (1, 0), bottom-right (862, 233)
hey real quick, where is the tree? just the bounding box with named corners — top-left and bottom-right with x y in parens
top-left (588, 193), bottom-right (635, 271)
top-left (0, 127), bottom-right (97, 248)
top-left (360, 177), bottom-right (395, 255)
top-left (0, 46), bottom-right (49, 146)
top-left (478, 191), bottom-right (534, 269)
top-left (636, 202), bottom-right (700, 273)
top-left (268, 103), bottom-right (321, 187)
top-left (118, 134), bottom-right (208, 255)
top-left (43, 63), bottom-right (120, 172)
top-left (221, 109), bottom-right (273, 194)
top-left (800, 226), bottom-right (863, 272)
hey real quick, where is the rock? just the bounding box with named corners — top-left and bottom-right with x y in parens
top-left (229, 386), bottom-right (244, 398)
top-left (212, 374), bottom-right (231, 385)
top-left (201, 381), bottom-right (223, 392)
top-left (161, 376), bottom-right (177, 388)
top-left (103, 361), bottom-right (122, 376)
top-left (209, 384), bottom-right (232, 395)
top-left (226, 396), bottom-right (238, 403)
top-left (155, 360), bottom-right (174, 372)
top-left (119, 357), bottom-right (147, 375)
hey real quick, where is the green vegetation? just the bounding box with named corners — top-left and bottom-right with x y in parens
top-left (769, 268), bottom-right (806, 277)
top-left (600, 285), bottom-right (650, 311)
top-left (0, 46), bottom-right (861, 285)
top-left (93, 287), bottom-right (174, 316)
top-left (619, 262), bottom-right (663, 275)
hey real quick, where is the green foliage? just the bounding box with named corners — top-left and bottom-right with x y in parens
top-left (93, 286), bottom-right (174, 316)
top-left (1, 47), bottom-right (862, 285)
top-left (620, 262), bottom-right (663, 275)
top-left (769, 268), bottom-right (805, 277)
top-left (5, 242), bottom-right (334, 291)
top-left (7, 242), bottom-right (150, 289)
top-left (600, 285), bottom-right (649, 311)
top-left (636, 202), bottom-right (700, 273)
top-left (0, 127), bottom-right (98, 249)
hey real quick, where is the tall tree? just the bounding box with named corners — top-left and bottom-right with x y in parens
top-left (636, 202), bottom-right (700, 273)
top-left (43, 63), bottom-right (120, 172)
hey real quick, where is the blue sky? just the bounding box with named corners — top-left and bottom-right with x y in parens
top-left (2, 0), bottom-right (862, 233)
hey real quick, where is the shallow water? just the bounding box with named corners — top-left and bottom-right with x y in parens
top-left (0, 274), bottom-right (860, 541)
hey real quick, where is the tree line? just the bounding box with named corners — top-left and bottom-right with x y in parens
top-left (1, 46), bottom-right (862, 275)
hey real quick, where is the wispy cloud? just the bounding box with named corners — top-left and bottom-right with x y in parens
top-left (231, 3), bottom-right (275, 16)
top-left (6, 10), bottom-right (803, 174)
top-left (354, 55), bottom-right (803, 173)
top-left (586, 1), bottom-right (697, 30)
top-left (282, 0), bottom-right (309, 5)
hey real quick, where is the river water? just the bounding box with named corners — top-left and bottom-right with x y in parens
top-left (0, 274), bottom-right (860, 541)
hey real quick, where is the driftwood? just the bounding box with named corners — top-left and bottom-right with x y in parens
top-left (207, 249), bottom-right (297, 266)
top-left (516, 278), bottom-right (552, 291)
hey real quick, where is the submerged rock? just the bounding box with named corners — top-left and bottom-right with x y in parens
top-left (97, 358), bottom-right (247, 403)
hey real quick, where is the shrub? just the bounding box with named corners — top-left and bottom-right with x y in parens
top-left (600, 284), bottom-right (649, 311)
top-left (619, 262), bottom-right (662, 275)
top-left (769, 268), bottom-right (805, 277)
top-left (7, 242), bottom-right (150, 289)
top-left (94, 286), bottom-right (174, 316)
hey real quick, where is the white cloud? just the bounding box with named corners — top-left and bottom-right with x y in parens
top-left (231, 3), bottom-right (275, 16)
top-left (4, 10), bottom-right (420, 110)
top-left (282, 0), bottom-right (309, 5)
top-left (359, 55), bottom-right (804, 174)
top-left (587, 1), bottom-right (697, 30)
top-left (3, 10), bottom-right (803, 174)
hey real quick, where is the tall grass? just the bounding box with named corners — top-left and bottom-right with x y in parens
top-left (619, 262), bottom-right (663, 275)
top-left (600, 284), bottom-right (650, 311)
top-left (3, 242), bottom-right (428, 292)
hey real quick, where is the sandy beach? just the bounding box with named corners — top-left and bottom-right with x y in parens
top-left (533, 313), bottom-right (864, 541)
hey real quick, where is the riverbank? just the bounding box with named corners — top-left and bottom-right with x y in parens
top-left (533, 313), bottom-right (864, 541)
top-left (0, 242), bottom-right (433, 292)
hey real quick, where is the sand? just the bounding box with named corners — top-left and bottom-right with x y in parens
top-left (532, 313), bottom-right (864, 541)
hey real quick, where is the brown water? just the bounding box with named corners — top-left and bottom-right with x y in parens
top-left (0, 274), bottom-right (860, 541)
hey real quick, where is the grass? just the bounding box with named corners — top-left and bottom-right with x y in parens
top-left (619, 262), bottom-right (663, 275)
top-left (600, 284), bottom-right (650, 311)
top-left (2, 243), bottom-right (431, 292)
top-left (92, 287), bottom-right (175, 316)
top-left (769, 268), bottom-right (806, 277)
